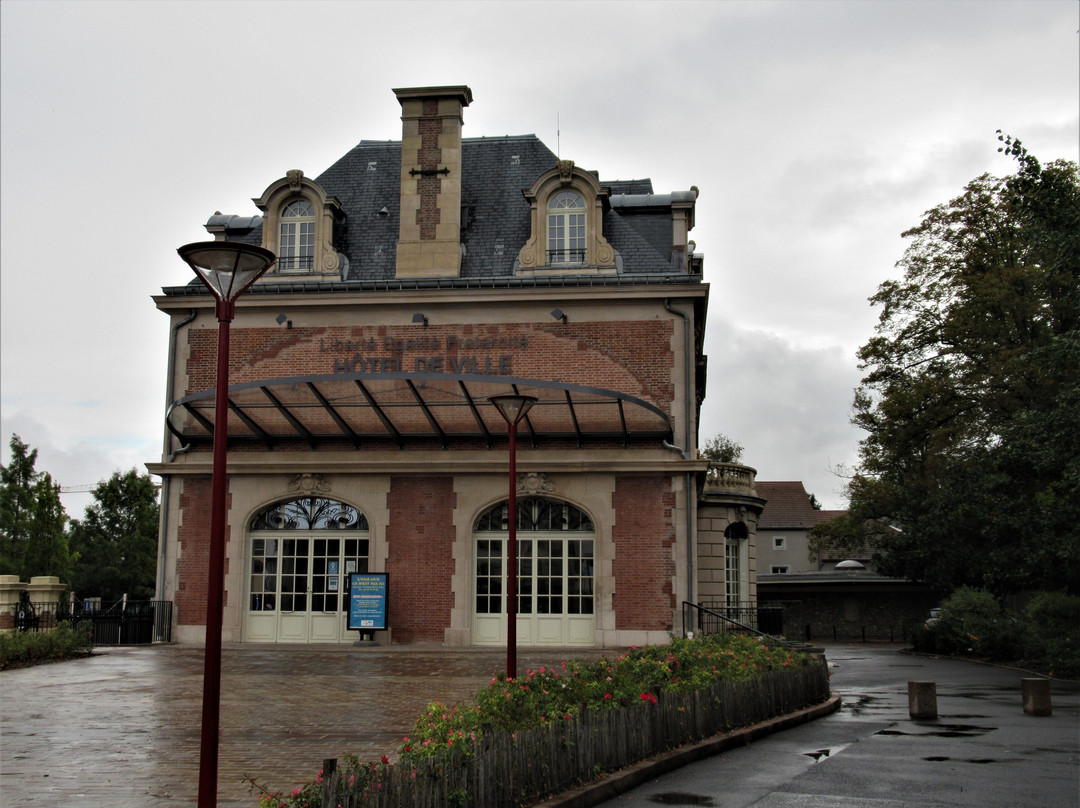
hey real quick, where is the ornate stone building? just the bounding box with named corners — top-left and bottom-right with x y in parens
top-left (149, 86), bottom-right (761, 647)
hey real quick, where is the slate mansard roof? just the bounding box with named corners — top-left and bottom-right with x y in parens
top-left (184, 133), bottom-right (696, 290)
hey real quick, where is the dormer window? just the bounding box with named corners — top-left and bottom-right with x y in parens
top-left (252, 169), bottom-right (343, 281)
top-left (516, 160), bottom-right (617, 276)
top-left (278, 200), bottom-right (315, 272)
top-left (547, 192), bottom-right (586, 265)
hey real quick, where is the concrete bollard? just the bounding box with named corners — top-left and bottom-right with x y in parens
top-left (908, 680), bottom-right (938, 719)
top-left (1021, 678), bottom-right (1052, 716)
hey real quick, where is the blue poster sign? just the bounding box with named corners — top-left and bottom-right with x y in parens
top-left (347, 572), bottom-right (388, 631)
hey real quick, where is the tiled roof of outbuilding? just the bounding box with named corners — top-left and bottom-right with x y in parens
top-left (755, 481), bottom-right (821, 529)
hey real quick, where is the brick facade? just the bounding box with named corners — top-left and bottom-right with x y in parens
top-left (611, 475), bottom-right (676, 631)
top-left (385, 476), bottom-right (457, 642)
top-left (175, 477), bottom-right (220, 626)
top-left (185, 321), bottom-right (675, 406)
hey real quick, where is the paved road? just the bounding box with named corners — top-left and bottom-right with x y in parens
top-left (591, 645), bottom-right (1080, 808)
top-left (2, 644), bottom-right (1076, 807)
top-left (0, 643), bottom-right (608, 807)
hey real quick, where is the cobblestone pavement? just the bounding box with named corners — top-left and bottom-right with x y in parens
top-left (0, 643), bottom-right (612, 807)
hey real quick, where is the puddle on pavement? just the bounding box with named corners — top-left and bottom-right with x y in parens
top-left (940, 714), bottom-right (988, 720)
top-left (803, 742), bottom-right (851, 762)
top-left (923, 756), bottom-right (998, 764)
top-left (648, 794), bottom-right (716, 805)
top-left (840, 693), bottom-right (877, 714)
top-left (877, 723), bottom-right (996, 738)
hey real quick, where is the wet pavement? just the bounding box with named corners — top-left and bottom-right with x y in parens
top-left (0, 643), bottom-right (611, 807)
top-left (2, 644), bottom-right (1077, 808)
top-left (587, 645), bottom-right (1080, 808)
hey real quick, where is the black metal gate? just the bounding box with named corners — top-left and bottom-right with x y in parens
top-left (16, 599), bottom-right (173, 645)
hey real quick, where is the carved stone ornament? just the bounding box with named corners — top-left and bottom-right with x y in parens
top-left (557, 160), bottom-right (575, 184)
top-left (517, 472), bottom-right (555, 496)
top-left (288, 473), bottom-right (330, 494)
top-left (286, 169), bottom-right (304, 190)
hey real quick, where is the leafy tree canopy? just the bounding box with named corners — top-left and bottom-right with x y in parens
top-left (700, 434), bottom-right (745, 464)
top-left (818, 135), bottom-right (1080, 596)
top-left (69, 469), bottom-right (160, 602)
top-left (0, 435), bottom-right (72, 581)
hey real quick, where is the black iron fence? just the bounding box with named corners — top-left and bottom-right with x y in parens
top-left (13, 599), bottom-right (172, 645)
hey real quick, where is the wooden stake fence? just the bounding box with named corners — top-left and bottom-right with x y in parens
top-left (318, 660), bottom-right (829, 808)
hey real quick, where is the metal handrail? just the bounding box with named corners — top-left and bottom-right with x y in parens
top-left (682, 601), bottom-right (803, 650)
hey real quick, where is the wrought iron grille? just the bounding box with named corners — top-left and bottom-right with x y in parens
top-left (250, 497), bottom-right (368, 531)
top-left (474, 497), bottom-right (594, 531)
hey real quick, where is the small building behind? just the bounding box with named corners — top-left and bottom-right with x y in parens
top-left (754, 481), bottom-right (937, 642)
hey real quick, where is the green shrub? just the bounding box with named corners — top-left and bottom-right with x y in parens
top-left (919, 588), bottom-right (1080, 677)
top-left (1024, 591), bottom-right (1080, 678)
top-left (0, 622), bottom-right (94, 669)
top-left (924, 587), bottom-right (1018, 660)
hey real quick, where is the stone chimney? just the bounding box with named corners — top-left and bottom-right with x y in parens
top-left (393, 86), bottom-right (473, 278)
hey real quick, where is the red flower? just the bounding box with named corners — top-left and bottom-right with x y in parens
top-left (381, 755), bottom-right (389, 765)
top-left (639, 692), bottom-right (658, 704)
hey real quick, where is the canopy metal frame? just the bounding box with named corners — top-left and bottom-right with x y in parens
top-left (165, 371), bottom-right (674, 452)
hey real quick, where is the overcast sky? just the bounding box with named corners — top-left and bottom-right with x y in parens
top-left (1, 0), bottom-right (1077, 516)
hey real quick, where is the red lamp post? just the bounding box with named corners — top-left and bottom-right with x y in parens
top-left (178, 241), bottom-right (275, 808)
top-left (487, 394), bottom-right (537, 680)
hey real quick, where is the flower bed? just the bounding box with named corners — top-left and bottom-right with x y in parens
top-left (254, 634), bottom-right (828, 808)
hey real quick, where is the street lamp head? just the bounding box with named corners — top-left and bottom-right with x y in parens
top-left (488, 394), bottom-right (538, 427)
top-left (178, 242), bottom-right (276, 304)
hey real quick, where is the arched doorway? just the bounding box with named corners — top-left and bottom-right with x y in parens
top-left (244, 496), bottom-right (370, 643)
top-left (472, 496), bottom-right (595, 646)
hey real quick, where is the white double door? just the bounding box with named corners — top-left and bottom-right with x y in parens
top-left (245, 534), bottom-right (368, 643)
top-left (472, 533), bottom-right (595, 646)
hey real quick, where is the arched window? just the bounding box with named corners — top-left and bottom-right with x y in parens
top-left (723, 522), bottom-right (746, 608)
top-left (474, 496), bottom-right (595, 532)
top-left (516, 161), bottom-right (615, 275)
top-left (546, 191), bottom-right (586, 265)
top-left (474, 497), bottom-right (594, 621)
top-left (247, 497), bottom-right (369, 615)
top-left (278, 199), bottom-right (315, 272)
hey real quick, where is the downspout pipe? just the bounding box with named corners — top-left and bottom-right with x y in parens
top-left (663, 299), bottom-right (696, 609)
top-left (156, 309), bottom-right (197, 610)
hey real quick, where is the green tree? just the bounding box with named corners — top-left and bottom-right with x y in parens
top-left (701, 433), bottom-right (745, 464)
top-left (23, 473), bottom-right (72, 582)
top-left (823, 135), bottom-right (1080, 596)
top-left (69, 470), bottom-right (160, 601)
top-left (0, 435), bottom-right (71, 581)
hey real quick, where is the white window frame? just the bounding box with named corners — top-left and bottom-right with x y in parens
top-left (773, 536), bottom-right (786, 550)
top-left (546, 191), bottom-right (587, 265)
top-left (278, 200), bottom-right (316, 273)
top-left (725, 537), bottom-right (741, 608)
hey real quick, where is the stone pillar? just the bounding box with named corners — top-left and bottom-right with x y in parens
top-left (1021, 678), bottom-right (1052, 716)
top-left (0, 575), bottom-right (24, 630)
top-left (908, 680), bottom-right (938, 719)
top-left (27, 576), bottom-right (66, 617)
